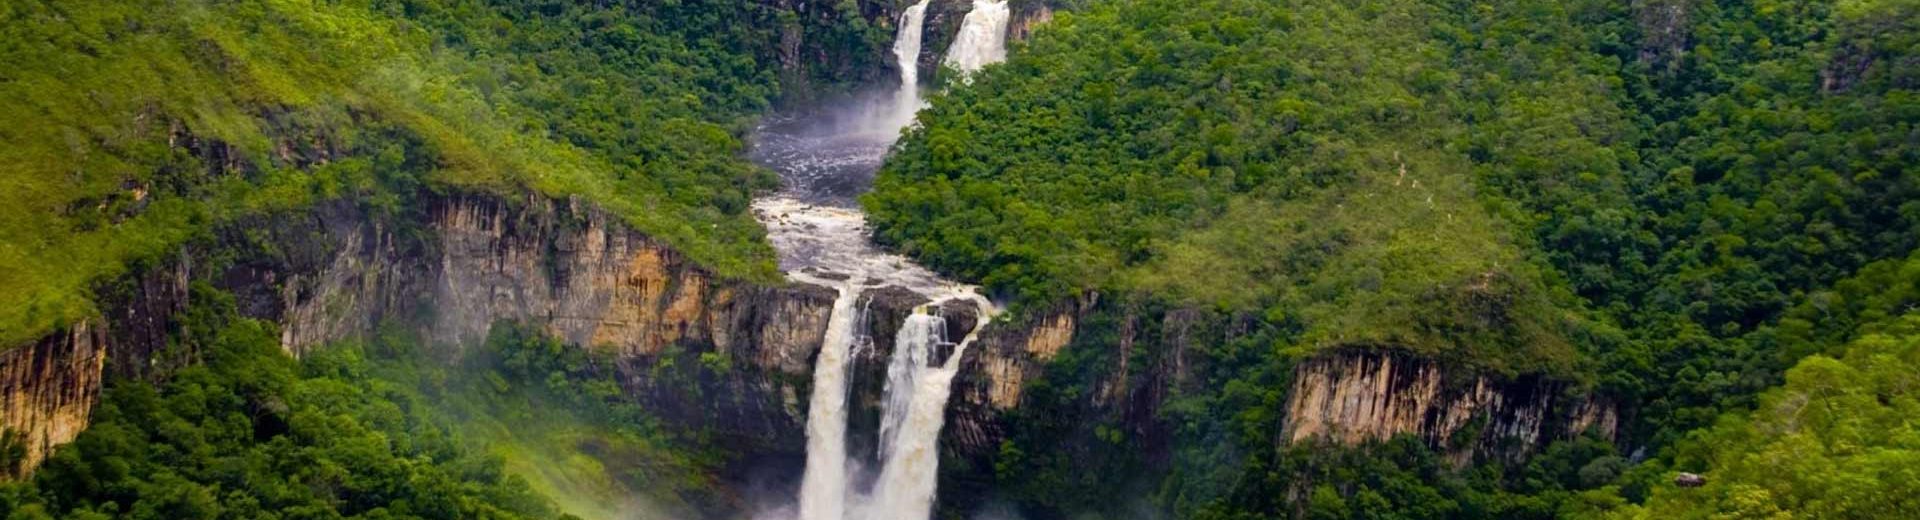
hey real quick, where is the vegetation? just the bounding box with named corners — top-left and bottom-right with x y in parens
top-left (0, 0), bottom-right (900, 348)
top-left (868, 0), bottom-right (1598, 376)
top-left (5, 0), bottom-right (1918, 518)
top-left (871, 0), bottom-right (1920, 517)
top-left (0, 285), bottom-right (724, 519)
top-left (1600, 314), bottom-right (1920, 519)
top-left (0, 286), bottom-right (562, 519)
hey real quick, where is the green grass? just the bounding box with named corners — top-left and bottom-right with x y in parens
top-left (0, 0), bottom-right (798, 348)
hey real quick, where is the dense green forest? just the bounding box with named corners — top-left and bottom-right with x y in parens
top-left (869, 0), bottom-right (1920, 517)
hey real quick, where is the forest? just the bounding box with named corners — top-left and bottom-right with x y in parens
top-left (2, 0), bottom-right (1917, 519)
top-left (866, 0), bottom-right (1920, 517)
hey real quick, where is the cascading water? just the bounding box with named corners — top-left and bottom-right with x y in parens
top-left (942, 0), bottom-right (1011, 76)
top-left (888, 0), bottom-right (933, 130)
top-left (796, 282), bottom-right (864, 520)
top-left (878, 312), bottom-right (945, 463)
top-left (867, 298), bottom-right (993, 520)
top-left (751, 3), bottom-right (1015, 518)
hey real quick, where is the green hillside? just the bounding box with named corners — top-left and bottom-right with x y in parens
top-left (867, 0), bottom-right (1616, 375)
top-left (0, 0), bottom-right (895, 347)
top-left (868, 0), bottom-right (1920, 517)
top-left (3, 0), bottom-right (1918, 518)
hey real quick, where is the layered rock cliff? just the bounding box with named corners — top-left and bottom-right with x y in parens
top-left (946, 301), bottom-right (1619, 468)
top-left (1283, 350), bottom-right (1617, 464)
top-left (3, 196), bottom-right (1615, 486)
top-left (0, 192), bottom-right (999, 476)
top-left (0, 325), bottom-right (104, 475)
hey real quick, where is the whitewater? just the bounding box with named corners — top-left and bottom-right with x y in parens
top-left (749, 2), bottom-right (1011, 519)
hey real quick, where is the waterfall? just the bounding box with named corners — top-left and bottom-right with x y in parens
top-left (788, 284), bottom-right (993, 520)
top-left (867, 296), bottom-right (995, 520)
top-left (888, 0), bottom-right (933, 130)
top-left (942, 0), bottom-right (1011, 75)
top-left (797, 283), bottom-right (864, 520)
top-left (765, 3), bottom-right (1014, 516)
top-left (878, 312), bottom-right (946, 463)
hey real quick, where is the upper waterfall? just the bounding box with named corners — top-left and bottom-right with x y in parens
top-left (888, 0), bottom-right (933, 130)
top-left (943, 0), bottom-right (1011, 75)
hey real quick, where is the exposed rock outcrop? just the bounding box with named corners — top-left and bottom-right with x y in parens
top-left (1634, 0), bottom-right (1692, 71)
top-left (1009, 2), bottom-right (1054, 41)
top-left (6, 199), bottom-right (1614, 491)
top-left (0, 323), bottom-right (104, 475)
top-left (1283, 350), bottom-right (1616, 463)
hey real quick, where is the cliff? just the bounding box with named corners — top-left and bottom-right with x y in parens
top-left (0, 324), bottom-right (103, 475)
top-left (946, 301), bottom-right (1618, 469)
top-left (1283, 350), bottom-right (1617, 463)
top-left (0, 192), bottom-right (995, 477)
top-left (3, 197), bottom-right (1614, 487)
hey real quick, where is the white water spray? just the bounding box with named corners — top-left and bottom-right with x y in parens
top-left (867, 295), bottom-right (994, 520)
top-left (879, 312), bottom-right (945, 462)
top-left (943, 0), bottom-right (1011, 75)
top-left (797, 282), bottom-right (864, 520)
top-left (888, 0), bottom-right (933, 130)
top-left (758, 3), bottom-right (1015, 517)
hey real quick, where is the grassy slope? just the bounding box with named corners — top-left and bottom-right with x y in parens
top-left (0, 0), bottom-right (791, 348)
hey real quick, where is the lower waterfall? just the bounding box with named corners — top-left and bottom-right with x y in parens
top-left (790, 289), bottom-right (994, 520)
top-left (879, 313), bottom-right (944, 461)
top-left (796, 282), bottom-right (864, 520)
top-left (868, 299), bottom-right (993, 520)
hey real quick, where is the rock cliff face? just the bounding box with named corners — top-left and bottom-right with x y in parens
top-left (4, 193), bottom-right (1615, 484)
top-left (1009, 2), bottom-right (1054, 41)
top-left (2, 251), bottom-right (191, 476)
top-left (0, 324), bottom-right (104, 475)
top-left (0, 192), bottom-right (1004, 476)
top-left (946, 301), bottom-right (1619, 467)
top-left (1283, 350), bottom-right (1617, 463)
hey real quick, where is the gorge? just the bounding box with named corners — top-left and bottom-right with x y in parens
top-left (6, 1), bottom-right (1916, 519)
top-left (769, 4), bottom-right (1009, 518)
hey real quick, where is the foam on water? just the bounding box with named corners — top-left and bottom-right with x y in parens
top-left (751, 5), bottom-right (1012, 517)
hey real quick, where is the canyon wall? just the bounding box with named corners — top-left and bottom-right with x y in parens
top-left (4, 193), bottom-right (1615, 481)
top-left (0, 325), bottom-right (104, 475)
top-left (0, 193), bottom-right (999, 476)
top-left (946, 302), bottom-right (1618, 468)
top-left (1283, 350), bottom-right (1617, 463)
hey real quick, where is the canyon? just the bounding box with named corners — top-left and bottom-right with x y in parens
top-left (1, 0), bottom-right (1617, 514)
top-left (3, 190), bottom-right (1617, 482)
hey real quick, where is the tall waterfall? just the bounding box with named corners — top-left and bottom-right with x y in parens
top-left (787, 286), bottom-right (993, 520)
top-left (887, 0), bottom-right (933, 129)
top-left (867, 299), bottom-right (992, 520)
top-left (942, 0), bottom-right (1011, 75)
top-left (755, 2), bottom-right (1012, 518)
top-left (878, 312), bottom-right (945, 463)
top-left (797, 283), bottom-right (863, 520)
